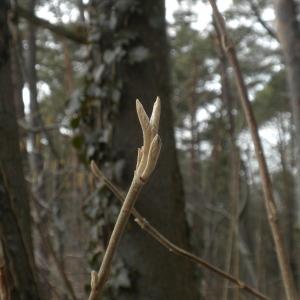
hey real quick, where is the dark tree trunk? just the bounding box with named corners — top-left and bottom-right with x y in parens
top-left (27, 0), bottom-right (44, 175)
top-left (0, 1), bottom-right (40, 299)
top-left (86, 0), bottom-right (198, 299)
top-left (273, 0), bottom-right (300, 289)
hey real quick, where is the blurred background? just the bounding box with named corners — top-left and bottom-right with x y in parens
top-left (1, 0), bottom-right (300, 299)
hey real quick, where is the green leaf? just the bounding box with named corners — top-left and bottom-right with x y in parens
top-left (72, 135), bottom-right (84, 149)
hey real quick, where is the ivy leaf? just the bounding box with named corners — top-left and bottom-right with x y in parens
top-left (103, 47), bottom-right (125, 64)
top-left (66, 90), bottom-right (82, 115)
top-left (72, 135), bottom-right (84, 149)
top-left (93, 64), bottom-right (105, 83)
top-left (112, 89), bottom-right (121, 103)
top-left (87, 145), bottom-right (96, 158)
top-left (70, 116), bottom-right (80, 129)
top-left (115, 268), bottom-right (130, 288)
top-left (129, 46), bottom-right (150, 63)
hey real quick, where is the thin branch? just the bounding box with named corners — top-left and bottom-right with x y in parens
top-left (31, 182), bottom-right (77, 300)
top-left (14, 5), bottom-right (87, 44)
top-left (248, 0), bottom-right (278, 41)
top-left (88, 98), bottom-right (162, 300)
top-left (18, 120), bottom-right (62, 133)
top-left (34, 221), bottom-right (78, 300)
top-left (208, 1), bottom-right (298, 299)
top-left (90, 161), bottom-right (269, 300)
top-left (38, 269), bottom-right (64, 300)
top-left (25, 0), bottom-right (59, 162)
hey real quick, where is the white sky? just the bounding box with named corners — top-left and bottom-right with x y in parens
top-left (165, 0), bottom-right (283, 170)
top-left (36, 0), bottom-right (233, 29)
top-left (166, 0), bottom-right (232, 31)
top-left (24, 0), bottom-right (283, 171)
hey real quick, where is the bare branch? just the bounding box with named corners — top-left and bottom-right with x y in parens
top-left (90, 161), bottom-right (269, 300)
top-left (34, 221), bottom-right (78, 300)
top-left (208, 1), bottom-right (298, 299)
top-left (14, 5), bottom-right (87, 44)
top-left (248, 0), bottom-right (278, 41)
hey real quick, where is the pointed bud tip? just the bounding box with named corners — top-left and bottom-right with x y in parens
top-left (91, 270), bottom-right (98, 288)
top-left (153, 97), bottom-right (161, 109)
top-left (90, 160), bottom-right (103, 179)
top-left (136, 98), bottom-right (142, 107)
top-left (150, 97), bottom-right (161, 134)
top-left (90, 160), bottom-right (96, 171)
top-left (150, 134), bottom-right (162, 155)
top-left (136, 99), bottom-right (142, 112)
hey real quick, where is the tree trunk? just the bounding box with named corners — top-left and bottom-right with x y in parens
top-left (86, 0), bottom-right (198, 299)
top-left (215, 25), bottom-right (241, 300)
top-left (0, 1), bottom-right (40, 299)
top-left (273, 0), bottom-right (300, 289)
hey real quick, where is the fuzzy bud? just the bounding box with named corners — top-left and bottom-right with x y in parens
top-left (91, 270), bottom-right (98, 289)
top-left (142, 134), bottom-right (161, 180)
top-left (149, 97), bottom-right (161, 135)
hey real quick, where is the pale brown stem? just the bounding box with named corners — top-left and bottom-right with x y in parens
top-left (208, 1), bottom-right (298, 299)
top-left (91, 163), bottom-right (269, 300)
top-left (88, 99), bottom-right (161, 299)
top-left (88, 174), bottom-right (144, 300)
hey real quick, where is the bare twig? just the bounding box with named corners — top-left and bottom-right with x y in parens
top-left (13, 5), bottom-right (87, 44)
top-left (208, 1), bottom-right (298, 299)
top-left (18, 120), bottom-right (62, 133)
top-left (34, 221), bottom-right (78, 300)
top-left (248, 0), bottom-right (278, 41)
top-left (90, 161), bottom-right (269, 300)
top-left (88, 98), bottom-right (162, 300)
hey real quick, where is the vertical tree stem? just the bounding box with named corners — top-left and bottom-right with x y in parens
top-left (208, 1), bottom-right (298, 299)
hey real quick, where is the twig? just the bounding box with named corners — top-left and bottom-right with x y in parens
top-left (90, 161), bottom-right (269, 300)
top-left (208, 1), bottom-right (298, 299)
top-left (10, 4), bottom-right (61, 161)
top-left (13, 5), bottom-right (87, 44)
top-left (34, 221), bottom-right (78, 300)
top-left (18, 120), bottom-right (62, 133)
top-left (88, 98), bottom-right (162, 300)
top-left (248, 0), bottom-right (278, 41)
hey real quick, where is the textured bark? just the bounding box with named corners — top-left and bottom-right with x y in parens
top-left (0, 179), bottom-right (40, 300)
top-left (273, 0), bottom-right (300, 290)
top-left (10, 25), bottom-right (25, 122)
top-left (0, 1), bottom-right (40, 299)
top-left (215, 24), bottom-right (241, 300)
top-left (27, 0), bottom-right (44, 188)
top-left (25, 2), bottom-right (52, 297)
top-left (90, 0), bottom-right (198, 299)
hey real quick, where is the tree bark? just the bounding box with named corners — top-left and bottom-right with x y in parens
top-left (273, 0), bottom-right (300, 290)
top-left (215, 22), bottom-right (241, 300)
top-left (0, 1), bottom-right (40, 299)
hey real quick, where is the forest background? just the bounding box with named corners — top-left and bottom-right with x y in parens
top-left (1, 0), bottom-right (300, 299)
